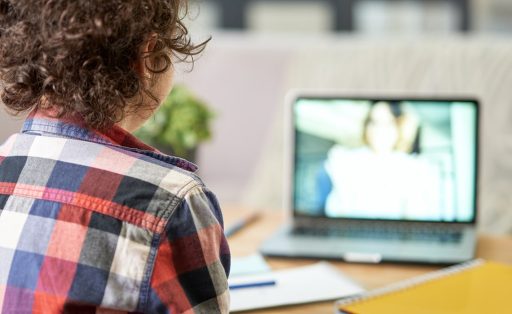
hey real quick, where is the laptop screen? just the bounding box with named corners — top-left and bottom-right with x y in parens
top-left (292, 97), bottom-right (478, 223)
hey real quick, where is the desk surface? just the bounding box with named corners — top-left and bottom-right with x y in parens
top-left (224, 208), bottom-right (512, 314)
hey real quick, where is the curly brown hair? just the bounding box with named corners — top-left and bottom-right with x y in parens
top-left (0, 0), bottom-right (207, 130)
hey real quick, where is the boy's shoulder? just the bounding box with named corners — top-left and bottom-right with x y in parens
top-left (0, 132), bottom-right (206, 233)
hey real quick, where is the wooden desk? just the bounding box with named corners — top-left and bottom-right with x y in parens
top-left (224, 208), bottom-right (512, 314)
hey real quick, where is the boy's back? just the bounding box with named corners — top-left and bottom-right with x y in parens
top-left (0, 115), bottom-right (230, 313)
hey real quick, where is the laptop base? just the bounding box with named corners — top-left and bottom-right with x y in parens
top-left (260, 224), bottom-right (476, 265)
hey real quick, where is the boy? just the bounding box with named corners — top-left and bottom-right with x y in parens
top-left (0, 0), bottom-right (230, 312)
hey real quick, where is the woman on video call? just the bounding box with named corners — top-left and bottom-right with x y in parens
top-left (321, 101), bottom-right (441, 220)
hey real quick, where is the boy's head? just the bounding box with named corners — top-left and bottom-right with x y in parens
top-left (0, 0), bottom-right (205, 130)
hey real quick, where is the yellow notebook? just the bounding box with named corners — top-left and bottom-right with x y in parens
top-left (336, 259), bottom-right (512, 314)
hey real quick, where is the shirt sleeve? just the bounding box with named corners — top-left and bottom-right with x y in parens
top-left (146, 184), bottom-right (231, 313)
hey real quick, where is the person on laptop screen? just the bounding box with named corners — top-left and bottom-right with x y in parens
top-left (294, 98), bottom-right (477, 223)
top-left (321, 101), bottom-right (440, 219)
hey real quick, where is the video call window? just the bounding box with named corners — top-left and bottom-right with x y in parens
top-left (293, 98), bottom-right (477, 222)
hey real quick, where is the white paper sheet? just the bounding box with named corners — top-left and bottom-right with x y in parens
top-left (229, 262), bottom-right (364, 312)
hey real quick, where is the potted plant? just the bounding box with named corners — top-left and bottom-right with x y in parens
top-left (135, 84), bottom-right (214, 162)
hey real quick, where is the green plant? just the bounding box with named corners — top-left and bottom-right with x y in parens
top-left (135, 85), bottom-right (214, 160)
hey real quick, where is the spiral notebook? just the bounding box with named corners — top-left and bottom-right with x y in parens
top-left (336, 259), bottom-right (512, 314)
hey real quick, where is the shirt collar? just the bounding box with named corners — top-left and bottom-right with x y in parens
top-left (21, 108), bottom-right (198, 172)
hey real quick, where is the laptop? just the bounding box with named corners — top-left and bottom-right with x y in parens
top-left (260, 93), bottom-right (479, 264)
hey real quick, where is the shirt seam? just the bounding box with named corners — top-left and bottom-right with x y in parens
top-left (141, 180), bottom-right (204, 312)
top-left (24, 122), bottom-right (113, 145)
top-left (159, 179), bottom-right (200, 223)
top-left (22, 122), bottom-right (114, 144)
top-left (138, 232), bottom-right (163, 312)
top-left (0, 183), bottom-right (166, 233)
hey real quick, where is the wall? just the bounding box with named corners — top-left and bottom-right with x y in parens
top-left (0, 110), bottom-right (24, 142)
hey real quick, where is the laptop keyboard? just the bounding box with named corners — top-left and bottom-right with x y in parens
top-left (292, 223), bottom-right (463, 243)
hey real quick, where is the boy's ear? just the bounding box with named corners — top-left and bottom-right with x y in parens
top-left (134, 34), bottom-right (158, 80)
top-left (144, 34), bottom-right (158, 55)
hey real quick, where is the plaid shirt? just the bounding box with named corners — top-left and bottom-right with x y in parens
top-left (0, 110), bottom-right (230, 313)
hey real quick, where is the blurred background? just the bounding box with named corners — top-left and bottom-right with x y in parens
top-left (2, 0), bottom-right (512, 233)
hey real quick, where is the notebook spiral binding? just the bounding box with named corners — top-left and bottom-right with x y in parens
top-left (335, 259), bottom-right (485, 312)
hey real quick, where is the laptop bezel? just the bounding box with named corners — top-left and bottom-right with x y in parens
top-left (284, 90), bottom-right (480, 226)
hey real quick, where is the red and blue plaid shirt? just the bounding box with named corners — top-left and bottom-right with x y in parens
top-left (0, 110), bottom-right (230, 313)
